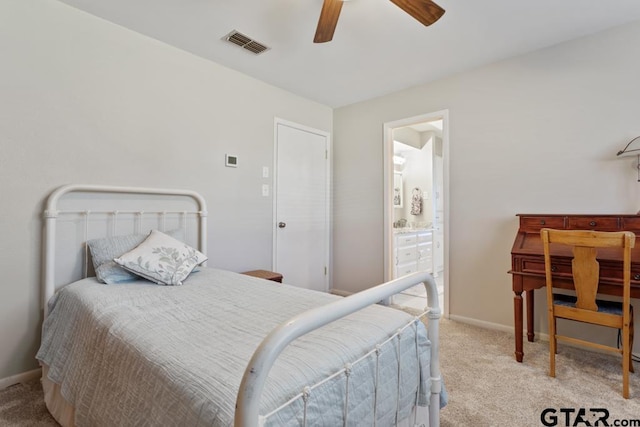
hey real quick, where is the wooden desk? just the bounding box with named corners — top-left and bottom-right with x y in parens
top-left (509, 214), bottom-right (640, 362)
top-left (241, 269), bottom-right (283, 283)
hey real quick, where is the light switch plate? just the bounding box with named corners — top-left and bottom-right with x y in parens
top-left (225, 154), bottom-right (238, 167)
top-left (262, 166), bottom-right (269, 178)
top-left (262, 184), bottom-right (269, 196)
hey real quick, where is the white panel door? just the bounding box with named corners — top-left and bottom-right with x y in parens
top-left (274, 121), bottom-right (329, 291)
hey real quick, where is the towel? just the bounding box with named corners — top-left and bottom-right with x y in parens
top-left (411, 188), bottom-right (422, 215)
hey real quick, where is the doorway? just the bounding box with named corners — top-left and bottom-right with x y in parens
top-left (273, 118), bottom-right (330, 292)
top-left (383, 111), bottom-right (449, 315)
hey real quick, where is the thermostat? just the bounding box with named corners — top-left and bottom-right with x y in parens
top-left (225, 154), bottom-right (238, 167)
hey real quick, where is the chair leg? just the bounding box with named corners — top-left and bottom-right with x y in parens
top-left (549, 312), bottom-right (556, 377)
top-left (554, 318), bottom-right (558, 354)
top-left (622, 310), bottom-right (633, 399)
top-left (623, 321), bottom-right (630, 399)
top-left (630, 310), bottom-right (635, 374)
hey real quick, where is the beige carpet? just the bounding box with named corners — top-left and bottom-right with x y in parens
top-left (2, 318), bottom-right (640, 426)
top-left (0, 376), bottom-right (57, 426)
top-left (436, 319), bottom-right (640, 426)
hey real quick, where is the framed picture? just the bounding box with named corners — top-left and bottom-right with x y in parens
top-left (393, 172), bottom-right (403, 208)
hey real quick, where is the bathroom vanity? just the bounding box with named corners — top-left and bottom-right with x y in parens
top-left (394, 229), bottom-right (433, 278)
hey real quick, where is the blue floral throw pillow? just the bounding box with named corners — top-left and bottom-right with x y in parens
top-left (114, 230), bottom-right (207, 286)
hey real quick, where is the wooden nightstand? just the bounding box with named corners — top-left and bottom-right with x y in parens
top-left (241, 269), bottom-right (283, 283)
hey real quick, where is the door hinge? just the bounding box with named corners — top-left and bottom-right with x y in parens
top-left (324, 266), bottom-right (327, 275)
top-left (325, 150), bottom-right (328, 160)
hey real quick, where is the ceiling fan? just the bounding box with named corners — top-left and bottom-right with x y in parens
top-left (314, 0), bottom-right (445, 43)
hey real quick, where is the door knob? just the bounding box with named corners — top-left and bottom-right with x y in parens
top-left (278, 222), bottom-right (287, 228)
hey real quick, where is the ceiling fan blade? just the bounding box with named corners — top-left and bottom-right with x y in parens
top-left (389, 0), bottom-right (445, 27)
top-left (314, 0), bottom-right (344, 43)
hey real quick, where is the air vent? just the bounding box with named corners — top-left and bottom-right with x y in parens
top-left (222, 30), bottom-right (270, 55)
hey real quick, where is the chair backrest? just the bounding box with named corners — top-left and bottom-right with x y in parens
top-left (541, 229), bottom-right (635, 312)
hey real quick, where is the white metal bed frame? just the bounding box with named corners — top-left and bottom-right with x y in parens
top-left (42, 184), bottom-right (442, 427)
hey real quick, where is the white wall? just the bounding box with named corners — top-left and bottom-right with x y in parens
top-left (333, 20), bottom-right (640, 349)
top-left (0, 0), bottom-right (332, 381)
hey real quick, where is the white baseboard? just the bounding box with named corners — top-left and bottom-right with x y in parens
top-left (0, 368), bottom-right (42, 390)
top-left (448, 314), bottom-right (515, 334)
top-left (447, 316), bottom-right (640, 358)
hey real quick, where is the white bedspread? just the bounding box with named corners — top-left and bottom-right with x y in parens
top-left (37, 268), bottom-right (432, 426)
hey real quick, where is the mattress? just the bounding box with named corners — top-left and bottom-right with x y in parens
top-left (37, 268), bottom-right (433, 426)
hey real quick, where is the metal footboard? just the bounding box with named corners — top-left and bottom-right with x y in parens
top-left (235, 271), bottom-right (441, 427)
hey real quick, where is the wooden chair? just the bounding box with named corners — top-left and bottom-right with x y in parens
top-left (541, 228), bottom-right (636, 398)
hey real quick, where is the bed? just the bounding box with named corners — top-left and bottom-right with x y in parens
top-left (36, 184), bottom-right (444, 427)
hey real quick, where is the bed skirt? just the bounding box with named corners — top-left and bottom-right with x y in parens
top-left (41, 364), bottom-right (75, 427)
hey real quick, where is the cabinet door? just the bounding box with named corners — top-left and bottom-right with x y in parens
top-left (417, 257), bottom-right (432, 273)
top-left (417, 242), bottom-right (433, 272)
top-left (417, 231), bottom-right (433, 273)
top-left (417, 231), bottom-right (433, 243)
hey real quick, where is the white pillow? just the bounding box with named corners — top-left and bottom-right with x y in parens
top-left (114, 230), bottom-right (207, 286)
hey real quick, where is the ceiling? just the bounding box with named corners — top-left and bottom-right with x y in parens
top-left (59, 0), bottom-right (640, 108)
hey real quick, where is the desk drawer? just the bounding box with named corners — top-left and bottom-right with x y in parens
top-left (621, 217), bottom-right (640, 232)
top-left (521, 259), bottom-right (571, 275)
top-left (600, 264), bottom-right (640, 282)
top-left (520, 216), bottom-right (565, 232)
top-left (567, 217), bottom-right (619, 231)
top-left (521, 259), bottom-right (640, 282)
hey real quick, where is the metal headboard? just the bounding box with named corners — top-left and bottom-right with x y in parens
top-left (42, 184), bottom-right (208, 316)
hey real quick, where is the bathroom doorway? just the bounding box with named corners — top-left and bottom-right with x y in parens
top-left (383, 111), bottom-right (448, 315)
